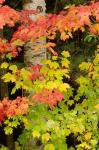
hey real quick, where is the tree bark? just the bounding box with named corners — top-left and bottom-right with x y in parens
top-left (23, 0), bottom-right (47, 67)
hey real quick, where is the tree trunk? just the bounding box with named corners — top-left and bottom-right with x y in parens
top-left (23, 0), bottom-right (46, 67)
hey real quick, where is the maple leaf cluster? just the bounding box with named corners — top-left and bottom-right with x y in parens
top-left (0, 97), bottom-right (29, 122)
top-left (32, 89), bottom-right (64, 107)
top-left (11, 2), bottom-right (99, 54)
top-left (29, 65), bottom-right (64, 107)
top-left (29, 64), bottom-right (43, 81)
top-left (0, 5), bottom-right (37, 29)
top-left (0, 38), bottom-right (18, 57)
top-left (12, 2), bottom-right (99, 41)
top-left (0, 6), bottom-right (19, 28)
top-left (9, 64), bottom-right (64, 107)
top-left (0, 2), bottom-right (98, 56)
top-left (0, 5), bottom-right (37, 56)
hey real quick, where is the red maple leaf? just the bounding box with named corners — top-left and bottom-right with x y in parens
top-left (0, 0), bottom-right (5, 4)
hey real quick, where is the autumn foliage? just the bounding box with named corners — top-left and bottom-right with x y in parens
top-left (0, 97), bottom-right (29, 122)
top-left (0, 1), bottom-right (99, 56)
top-left (0, 0), bottom-right (99, 149)
top-left (32, 89), bottom-right (64, 106)
top-left (0, 0), bottom-right (99, 116)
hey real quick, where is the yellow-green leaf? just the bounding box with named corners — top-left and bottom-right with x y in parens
top-left (9, 65), bottom-right (17, 73)
top-left (84, 132), bottom-right (92, 140)
top-left (59, 83), bottom-right (70, 92)
top-left (2, 73), bottom-right (16, 82)
top-left (32, 131), bottom-right (40, 138)
top-left (44, 144), bottom-right (55, 150)
top-left (42, 133), bottom-right (51, 143)
top-left (1, 62), bottom-right (9, 69)
top-left (61, 51), bottom-right (70, 57)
